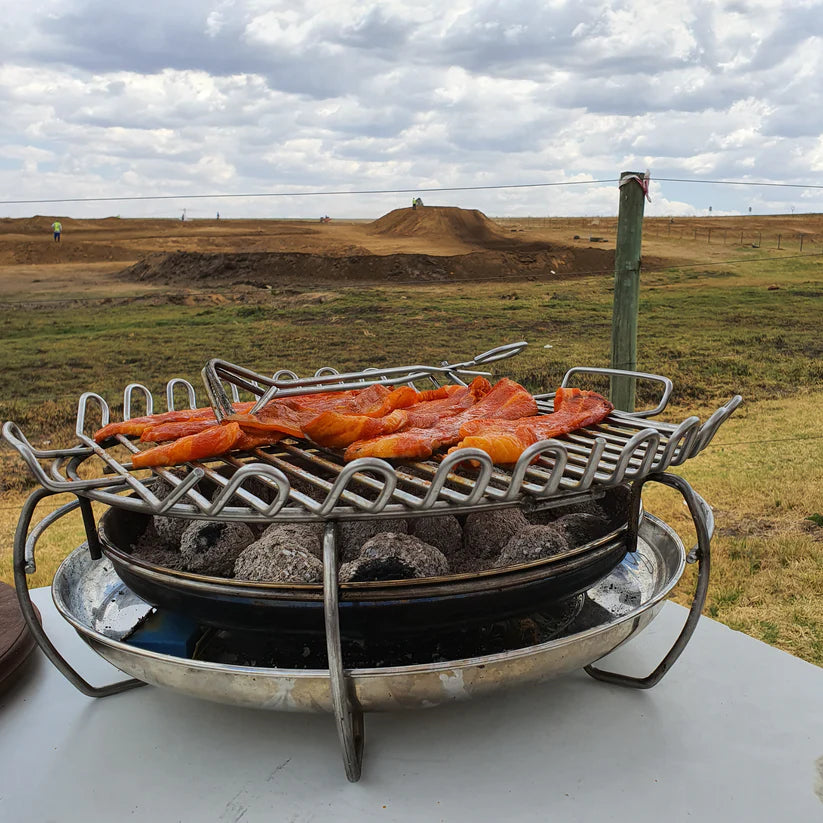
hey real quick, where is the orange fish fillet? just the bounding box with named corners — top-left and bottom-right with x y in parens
top-left (344, 378), bottom-right (537, 461)
top-left (302, 409), bottom-right (409, 449)
top-left (233, 429), bottom-right (286, 451)
top-left (304, 377), bottom-right (492, 449)
top-left (94, 401), bottom-right (255, 443)
top-left (414, 385), bottom-right (463, 402)
top-left (225, 384), bottom-right (414, 438)
top-left (132, 422), bottom-right (243, 468)
top-left (96, 388), bottom-right (380, 444)
top-left (140, 419), bottom-right (222, 443)
top-left (226, 402), bottom-right (310, 439)
top-left (453, 388), bottom-right (614, 463)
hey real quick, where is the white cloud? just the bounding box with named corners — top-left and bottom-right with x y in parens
top-left (1, 0), bottom-right (822, 218)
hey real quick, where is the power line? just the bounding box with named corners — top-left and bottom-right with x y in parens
top-left (655, 177), bottom-right (823, 190)
top-left (0, 179), bottom-right (617, 206)
top-left (4, 175), bottom-right (823, 207)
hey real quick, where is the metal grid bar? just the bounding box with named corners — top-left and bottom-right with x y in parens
top-left (2, 350), bottom-right (742, 523)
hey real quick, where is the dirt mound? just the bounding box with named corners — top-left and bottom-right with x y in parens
top-left (370, 206), bottom-right (508, 242)
top-left (117, 247), bottom-right (615, 288)
top-left (0, 237), bottom-right (138, 266)
top-left (0, 216), bottom-right (83, 235)
top-left (368, 206), bottom-right (560, 254)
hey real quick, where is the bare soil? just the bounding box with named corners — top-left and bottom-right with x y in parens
top-left (0, 206), bottom-right (818, 300)
top-left (0, 208), bottom-right (647, 295)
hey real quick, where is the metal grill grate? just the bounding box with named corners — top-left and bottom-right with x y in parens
top-left (2, 343), bottom-right (741, 523)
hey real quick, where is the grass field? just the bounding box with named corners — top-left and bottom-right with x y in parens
top-left (1, 244), bottom-right (821, 664)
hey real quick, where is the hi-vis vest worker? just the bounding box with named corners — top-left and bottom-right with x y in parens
top-left (52, 221), bottom-right (62, 242)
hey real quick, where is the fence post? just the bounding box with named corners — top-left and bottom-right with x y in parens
top-left (778, 234), bottom-right (782, 249)
top-left (610, 171), bottom-right (647, 412)
top-left (800, 234), bottom-right (804, 251)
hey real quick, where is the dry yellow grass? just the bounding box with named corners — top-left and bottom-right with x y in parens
top-left (643, 392), bottom-right (823, 664)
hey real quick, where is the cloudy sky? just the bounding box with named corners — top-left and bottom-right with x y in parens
top-left (2, 0), bottom-right (822, 219)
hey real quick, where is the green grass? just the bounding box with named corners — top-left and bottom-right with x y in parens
top-left (1, 256), bottom-right (820, 427)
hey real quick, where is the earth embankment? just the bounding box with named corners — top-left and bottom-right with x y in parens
top-left (118, 247), bottom-right (615, 287)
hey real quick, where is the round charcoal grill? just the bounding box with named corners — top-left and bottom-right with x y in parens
top-left (96, 486), bottom-right (632, 636)
top-left (5, 343), bottom-right (740, 782)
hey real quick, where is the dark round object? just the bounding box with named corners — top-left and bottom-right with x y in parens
top-left (340, 533), bottom-right (449, 582)
top-left (460, 508), bottom-right (530, 571)
top-left (180, 520), bottom-right (256, 576)
top-left (409, 515), bottom-right (463, 559)
top-left (339, 518), bottom-right (409, 562)
top-left (0, 582), bottom-right (40, 691)
top-left (235, 544), bottom-right (323, 584)
top-left (151, 474), bottom-right (190, 548)
top-left (495, 525), bottom-right (568, 568)
top-left (153, 516), bottom-right (188, 549)
top-left (554, 513), bottom-right (611, 546)
top-left (253, 522), bottom-right (325, 560)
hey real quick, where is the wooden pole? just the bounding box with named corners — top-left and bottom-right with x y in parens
top-left (610, 171), bottom-right (647, 411)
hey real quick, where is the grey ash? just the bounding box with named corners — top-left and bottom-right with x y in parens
top-left (234, 543), bottom-right (323, 584)
top-left (339, 532), bottom-right (449, 582)
top-left (458, 508), bottom-right (530, 572)
top-left (179, 520), bottom-right (256, 576)
top-left (494, 525), bottom-right (568, 568)
top-left (409, 515), bottom-right (463, 560)
top-left (338, 518), bottom-right (409, 562)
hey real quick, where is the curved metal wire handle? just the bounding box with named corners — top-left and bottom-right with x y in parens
top-left (203, 342), bottom-right (528, 420)
top-left (585, 472), bottom-right (713, 689)
top-left (12, 489), bottom-right (145, 698)
top-left (562, 366), bottom-right (674, 418)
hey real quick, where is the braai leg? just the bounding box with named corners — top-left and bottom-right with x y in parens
top-left (13, 488), bottom-right (145, 697)
top-left (322, 521), bottom-right (365, 782)
top-left (584, 472), bottom-right (712, 689)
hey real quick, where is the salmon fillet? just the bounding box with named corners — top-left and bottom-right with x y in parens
top-left (131, 423), bottom-right (243, 469)
top-left (343, 378), bottom-right (537, 461)
top-left (453, 388), bottom-right (613, 463)
top-left (304, 377), bottom-right (492, 449)
top-left (94, 401), bottom-right (255, 443)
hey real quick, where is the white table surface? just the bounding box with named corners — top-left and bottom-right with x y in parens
top-left (1, 588), bottom-right (821, 823)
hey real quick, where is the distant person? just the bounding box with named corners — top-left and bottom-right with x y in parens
top-left (216, 212), bottom-right (220, 220)
top-left (412, 198), bottom-right (417, 210)
top-left (51, 221), bottom-right (62, 242)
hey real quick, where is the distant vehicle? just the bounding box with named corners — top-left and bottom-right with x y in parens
top-left (319, 215), bottom-right (331, 223)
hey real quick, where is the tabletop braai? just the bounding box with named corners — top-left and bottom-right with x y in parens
top-left (5, 342), bottom-right (740, 781)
